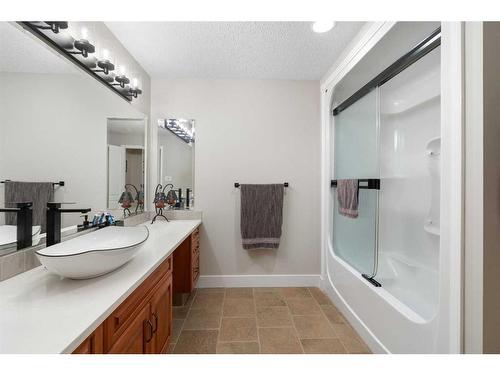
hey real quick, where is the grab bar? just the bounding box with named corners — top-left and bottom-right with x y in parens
top-left (331, 179), bottom-right (380, 190)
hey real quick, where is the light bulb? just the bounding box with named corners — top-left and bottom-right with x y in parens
top-left (80, 27), bottom-right (89, 40)
top-left (102, 48), bottom-right (110, 60)
top-left (312, 21), bottom-right (335, 33)
top-left (119, 65), bottom-right (126, 76)
top-left (132, 78), bottom-right (138, 88)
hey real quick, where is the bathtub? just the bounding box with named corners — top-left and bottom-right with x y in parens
top-left (324, 243), bottom-right (441, 353)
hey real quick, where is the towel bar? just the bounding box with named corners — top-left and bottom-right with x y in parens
top-left (331, 179), bottom-right (380, 190)
top-left (234, 182), bottom-right (289, 188)
top-left (1, 180), bottom-right (65, 187)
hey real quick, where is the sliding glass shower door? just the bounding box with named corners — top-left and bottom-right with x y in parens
top-left (332, 89), bottom-right (379, 277)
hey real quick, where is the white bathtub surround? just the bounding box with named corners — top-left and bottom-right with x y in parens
top-left (152, 79), bottom-right (321, 286)
top-left (320, 22), bottom-right (465, 353)
top-left (0, 219), bottom-right (201, 354)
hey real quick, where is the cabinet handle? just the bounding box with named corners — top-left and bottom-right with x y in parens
top-left (152, 313), bottom-right (158, 333)
top-left (145, 320), bottom-right (153, 343)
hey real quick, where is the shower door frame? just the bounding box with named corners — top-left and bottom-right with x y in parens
top-left (331, 27), bottom-right (442, 288)
top-left (320, 22), bottom-right (465, 353)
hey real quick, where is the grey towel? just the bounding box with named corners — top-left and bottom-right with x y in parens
top-left (337, 179), bottom-right (359, 218)
top-left (4, 181), bottom-right (54, 232)
top-left (240, 184), bottom-right (284, 249)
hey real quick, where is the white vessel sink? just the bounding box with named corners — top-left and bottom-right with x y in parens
top-left (0, 225), bottom-right (41, 251)
top-left (36, 225), bottom-right (149, 279)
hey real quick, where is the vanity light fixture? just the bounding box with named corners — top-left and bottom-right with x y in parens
top-left (129, 78), bottom-right (142, 98)
top-left (93, 49), bottom-right (115, 75)
top-left (68, 27), bottom-right (95, 58)
top-left (19, 22), bottom-right (143, 103)
top-left (158, 119), bottom-right (195, 144)
top-left (312, 21), bottom-right (335, 33)
top-left (96, 59), bottom-right (114, 74)
top-left (114, 75), bottom-right (130, 88)
top-left (113, 65), bottom-right (130, 88)
top-left (32, 21), bottom-right (68, 34)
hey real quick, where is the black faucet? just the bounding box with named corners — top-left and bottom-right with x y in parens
top-left (46, 202), bottom-right (91, 246)
top-left (0, 202), bottom-right (33, 250)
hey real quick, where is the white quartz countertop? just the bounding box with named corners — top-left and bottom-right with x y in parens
top-left (0, 219), bottom-right (201, 354)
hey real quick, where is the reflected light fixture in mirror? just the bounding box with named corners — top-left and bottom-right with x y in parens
top-left (158, 119), bottom-right (195, 144)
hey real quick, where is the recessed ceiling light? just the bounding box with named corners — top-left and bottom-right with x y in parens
top-left (312, 21), bottom-right (336, 33)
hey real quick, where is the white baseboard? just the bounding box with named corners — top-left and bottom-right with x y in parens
top-left (198, 274), bottom-right (321, 288)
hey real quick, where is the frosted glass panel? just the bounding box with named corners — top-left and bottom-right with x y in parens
top-left (332, 89), bottom-right (378, 276)
top-left (334, 90), bottom-right (378, 179)
top-left (332, 189), bottom-right (377, 275)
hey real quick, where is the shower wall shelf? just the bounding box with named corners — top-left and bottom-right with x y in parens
top-left (424, 222), bottom-right (440, 236)
top-left (426, 137), bottom-right (441, 157)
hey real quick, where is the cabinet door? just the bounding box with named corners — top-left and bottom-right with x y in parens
top-left (73, 325), bottom-right (104, 354)
top-left (149, 273), bottom-right (173, 354)
top-left (108, 303), bottom-right (152, 354)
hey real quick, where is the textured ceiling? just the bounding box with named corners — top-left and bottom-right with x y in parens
top-left (0, 22), bottom-right (78, 75)
top-left (106, 22), bottom-right (365, 80)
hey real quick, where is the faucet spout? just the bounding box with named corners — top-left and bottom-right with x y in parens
top-left (46, 203), bottom-right (91, 246)
top-left (0, 202), bottom-right (33, 250)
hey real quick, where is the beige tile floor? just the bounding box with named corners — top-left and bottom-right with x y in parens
top-left (169, 287), bottom-right (371, 354)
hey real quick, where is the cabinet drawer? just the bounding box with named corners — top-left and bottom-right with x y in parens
top-left (104, 256), bottom-right (172, 351)
top-left (107, 303), bottom-right (151, 354)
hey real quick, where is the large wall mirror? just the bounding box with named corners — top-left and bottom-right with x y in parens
top-left (157, 119), bottom-right (195, 209)
top-left (107, 118), bottom-right (146, 216)
top-left (0, 22), bottom-right (148, 255)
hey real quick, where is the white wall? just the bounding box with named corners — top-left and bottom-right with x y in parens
top-left (0, 72), bottom-right (145, 228)
top-left (108, 130), bottom-right (145, 146)
top-left (152, 79), bottom-right (321, 277)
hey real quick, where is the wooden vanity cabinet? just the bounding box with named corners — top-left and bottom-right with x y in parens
top-left (104, 257), bottom-right (173, 354)
top-left (106, 273), bottom-right (172, 354)
top-left (73, 325), bottom-right (104, 354)
top-left (173, 228), bottom-right (200, 295)
top-left (107, 303), bottom-right (151, 354)
top-left (72, 225), bottom-right (200, 354)
top-left (149, 273), bottom-right (173, 354)
top-left (73, 255), bottom-right (173, 354)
